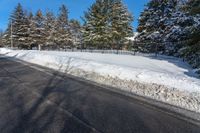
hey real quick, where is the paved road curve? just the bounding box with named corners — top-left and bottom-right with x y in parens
top-left (0, 56), bottom-right (200, 133)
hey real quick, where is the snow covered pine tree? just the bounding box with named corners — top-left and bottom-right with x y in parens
top-left (56, 5), bottom-right (72, 49)
top-left (82, 0), bottom-right (111, 49)
top-left (44, 11), bottom-right (57, 49)
top-left (9, 3), bottom-right (30, 48)
top-left (137, 0), bottom-right (179, 53)
top-left (32, 10), bottom-right (46, 49)
top-left (69, 19), bottom-right (82, 49)
top-left (82, 0), bottom-right (133, 49)
top-left (137, 0), bottom-right (200, 75)
top-left (181, 0), bottom-right (200, 73)
top-left (111, 0), bottom-right (133, 49)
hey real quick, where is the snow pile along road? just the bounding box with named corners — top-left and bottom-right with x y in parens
top-left (0, 48), bottom-right (200, 113)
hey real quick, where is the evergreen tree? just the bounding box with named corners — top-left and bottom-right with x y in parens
top-left (10, 3), bottom-right (30, 48)
top-left (2, 23), bottom-right (11, 46)
top-left (32, 10), bottom-right (46, 47)
top-left (181, 0), bottom-right (200, 70)
top-left (0, 30), bottom-right (3, 47)
top-left (27, 12), bottom-right (36, 49)
top-left (20, 10), bottom-right (32, 49)
top-left (186, 0), bottom-right (200, 15)
top-left (69, 19), bottom-right (82, 48)
top-left (1, 4), bottom-right (32, 49)
top-left (160, 0), bottom-right (199, 57)
top-left (82, 0), bottom-right (111, 48)
top-left (44, 11), bottom-right (57, 48)
top-left (10, 3), bottom-right (23, 47)
top-left (111, 0), bottom-right (133, 49)
top-left (82, 0), bottom-right (133, 49)
top-left (137, 0), bottom-right (200, 74)
top-left (137, 0), bottom-right (178, 53)
top-left (56, 5), bottom-right (72, 48)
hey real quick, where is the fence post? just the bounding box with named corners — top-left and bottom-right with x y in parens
top-left (155, 42), bottom-right (158, 57)
top-left (38, 44), bottom-right (41, 51)
top-left (133, 41), bottom-right (136, 55)
top-left (117, 42), bottom-right (119, 54)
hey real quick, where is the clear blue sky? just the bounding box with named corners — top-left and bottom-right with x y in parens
top-left (0, 0), bottom-right (149, 31)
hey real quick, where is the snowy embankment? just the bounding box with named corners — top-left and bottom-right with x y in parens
top-left (0, 48), bottom-right (200, 112)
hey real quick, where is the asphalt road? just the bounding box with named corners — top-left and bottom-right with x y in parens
top-left (0, 56), bottom-right (200, 133)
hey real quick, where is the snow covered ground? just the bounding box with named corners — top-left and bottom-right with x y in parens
top-left (0, 48), bottom-right (200, 112)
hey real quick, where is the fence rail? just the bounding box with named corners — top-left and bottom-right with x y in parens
top-left (6, 39), bottom-right (197, 62)
top-left (45, 48), bottom-right (137, 55)
top-left (38, 48), bottom-right (182, 61)
top-left (7, 46), bottom-right (183, 60)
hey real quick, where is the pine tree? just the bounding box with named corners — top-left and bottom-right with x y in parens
top-left (20, 10), bottom-right (32, 49)
top-left (10, 3), bottom-right (30, 48)
top-left (2, 23), bottom-right (11, 46)
top-left (10, 3), bottom-right (23, 47)
top-left (186, 0), bottom-right (200, 15)
top-left (82, 0), bottom-right (133, 49)
top-left (27, 12), bottom-right (36, 49)
top-left (111, 0), bottom-right (133, 49)
top-left (69, 19), bottom-right (82, 48)
top-left (137, 0), bottom-right (178, 52)
top-left (32, 10), bottom-right (46, 48)
top-left (82, 0), bottom-right (111, 49)
top-left (180, 0), bottom-right (200, 70)
top-left (137, 0), bottom-right (200, 74)
top-left (0, 30), bottom-right (3, 47)
top-left (56, 5), bottom-right (72, 49)
top-left (1, 3), bottom-right (32, 49)
top-left (44, 11), bottom-right (57, 48)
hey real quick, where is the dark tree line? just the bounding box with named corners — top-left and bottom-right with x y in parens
top-left (2, 0), bottom-right (134, 50)
top-left (2, 3), bottom-right (81, 49)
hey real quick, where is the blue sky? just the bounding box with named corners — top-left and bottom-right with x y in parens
top-left (0, 0), bottom-right (149, 31)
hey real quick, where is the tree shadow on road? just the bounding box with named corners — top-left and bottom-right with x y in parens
top-left (0, 61), bottom-right (94, 133)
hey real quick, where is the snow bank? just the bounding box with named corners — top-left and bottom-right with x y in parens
top-left (1, 48), bottom-right (200, 112)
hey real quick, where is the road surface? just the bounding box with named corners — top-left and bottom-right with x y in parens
top-left (0, 56), bottom-right (200, 133)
